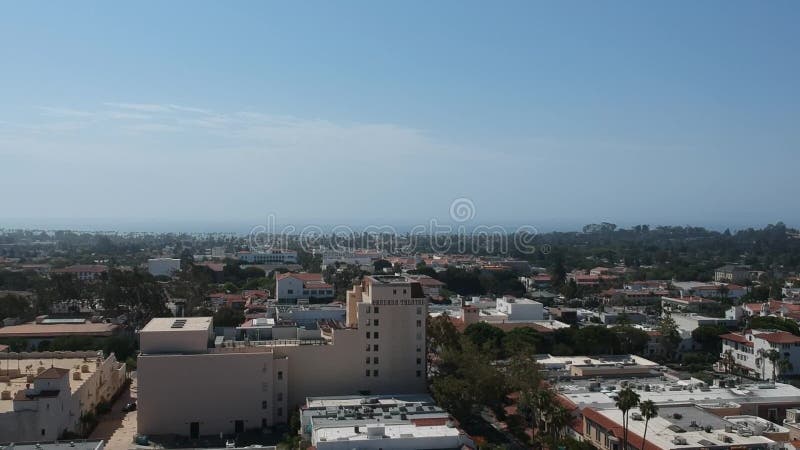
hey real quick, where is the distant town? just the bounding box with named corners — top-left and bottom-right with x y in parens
top-left (0, 223), bottom-right (799, 449)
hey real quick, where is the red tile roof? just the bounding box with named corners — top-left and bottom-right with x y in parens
top-left (276, 272), bottom-right (323, 282)
top-left (757, 331), bottom-right (800, 344)
top-left (582, 408), bottom-right (655, 450)
top-left (54, 264), bottom-right (107, 273)
top-left (720, 332), bottom-right (753, 346)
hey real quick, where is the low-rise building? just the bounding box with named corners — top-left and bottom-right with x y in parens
top-left (582, 405), bottom-right (782, 450)
top-left (0, 351), bottom-right (126, 442)
top-left (147, 257), bottom-right (181, 277)
top-left (715, 265), bottom-right (755, 283)
top-left (237, 249), bottom-right (298, 265)
top-left (662, 295), bottom-right (719, 313)
top-left (51, 265), bottom-right (107, 281)
top-left (300, 394), bottom-right (474, 449)
top-left (0, 317), bottom-right (120, 350)
top-left (275, 273), bottom-right (334, 303)
top-left (719, 330), bottom-right (800, 380)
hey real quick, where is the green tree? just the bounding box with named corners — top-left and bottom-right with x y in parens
top-left (503, 327), bottom-right (543, 357)
top-left (657, 310), bottom-right (681, 360)
top-left (691, 324), bottom-right (728, 354)
top-left (213, 306), bottom-right (245, 327)
top-left (373, 259), bottom-right (392, 273)
top-left (463, 322), bottom-right (505, 358)
top-left (750, 316), bottom-right (800, 335)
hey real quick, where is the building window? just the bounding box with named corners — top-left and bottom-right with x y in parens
top-left (366, 356), bottom-right (370, 364)
top-left (278, 407), bottom-right (283, 417)
top-left (374, 319), bottom-right (379, 326)
top-left (366, 332), bottom-right (371, 339)
top-left (262, 401), bottom-right (267, 410)
top-left (277, 371), bottom-right (283, 380)
top-left (374, 307), bottom-right (379, 314)
top-left (365, 344), bottom-right (371, 351)
top-left (373, 357), bottom-right (379, 364)
top-left (768, 408), bottom-right (778, 421)
top-left (393, 289), bottom-right (397, 294)
top-left (416, 307), bottom-right (422, 315)
top-left (262, 418), bottom-right (267, 428)
top-left (373, 344), bottom-right (379, 351)
top-left (416, 332), bottom-right (422, 340)
top-left (277, 393), bottom-right (283, 401)
top-left (416, 370), bottom-right (422, 377)
top-left (374, 332), bottom-right (379, 339)
top-left (373, 370), bottom-right (379, 377)
top-left (288, 289), bottom-right (294, 294)
top-left (366, 306), bottom-right (371, 313)
top-left (403, 289), bottom-right (407, 294)
top-left (417, 358), bottom-right (422, 365)
top-left (416, 320), bottom-right (422, 327)
top-left (416, 345), bottom-right (422, 352)
top-left (366, 369), bottom-right (371, 377)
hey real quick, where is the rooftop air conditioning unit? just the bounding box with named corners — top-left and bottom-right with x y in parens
top-left (672, 436), bottom-right (688, 445)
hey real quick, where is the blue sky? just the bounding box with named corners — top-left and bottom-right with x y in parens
top-left (1, 1), bottom-right (798, 232)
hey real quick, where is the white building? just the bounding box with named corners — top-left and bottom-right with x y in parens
top-left (147, 257), bottom-right (181, 277)
top-left (719, 329), bottom-right (800, 380)
top-left (137, 276), bottom-right (428, 438)
top-left (237, 250), bottom-right (298, 265)
top-left (316, 249), bottom-right (383, 270)
top-left (496, 296), bottom-right (544, 321)
top-left (0, 351), bottom-right (126, 442)
top-left (275, 273), bottom-right (334, 303)
top-left (300, 395), bottom-right (475, 449)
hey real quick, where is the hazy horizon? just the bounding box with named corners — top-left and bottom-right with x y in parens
top-left (2, 2), bottom-right (798, 228)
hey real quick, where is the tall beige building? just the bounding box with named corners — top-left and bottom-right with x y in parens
top-left (137, 276), bottom-right (427, 438)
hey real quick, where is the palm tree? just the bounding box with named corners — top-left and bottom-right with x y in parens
top-left (533, 389), bottom-right (555, 445)
top-left (779, 358), bottom-right (794, 381)
top-left (639, 400), bottom-right (659, 450)
top-left (616, 388), bottom-right (640, 450)
top-left (757, 348), bottom-right (767, 380)
top-left (516, 390), bottom-right (537, 447)
top-left (767, 349), bottom-right (780, 381)
top-left (547, 404), bottom-right (572, 445)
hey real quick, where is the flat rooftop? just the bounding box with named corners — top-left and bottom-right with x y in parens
top-left (306, 394), bottom-right (436, 409)
top-left (0, 441), bottom-right (105, 450)
top-left (537, 354), bottom-right (660, 368)
top-left (141, 316), bottom-right (212, 332)
top-left (368, 275), bottom-right (414, 285)
top-left (0, 354), bottom-right (106, 413)
top-left (594, 407), bottom-right (776, 449)
top-left (559, 379), bottom-right (800, 410)
top-left (314, 422), bottom-right (462, 442)
top-left (0, 321), bottom-right (118, 338)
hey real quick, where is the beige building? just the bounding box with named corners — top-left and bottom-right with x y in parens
top-left (0, 351), bottom-right (126, 442)
top-left (137, 276), bottom-right (428, 438)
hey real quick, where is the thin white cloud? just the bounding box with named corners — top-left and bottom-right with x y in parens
top-left (37, 106), bottom-right (94, 117)
top-left (103, 102), bottom-right (173, 113)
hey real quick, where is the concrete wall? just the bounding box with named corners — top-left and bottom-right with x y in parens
top-left (137, 349), bottom-right (282, 436)
top-left (140, 327), bottom-right (212, 354)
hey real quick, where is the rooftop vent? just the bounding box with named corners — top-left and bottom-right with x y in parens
top-left (171, 319), bottom-right (188, 328)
